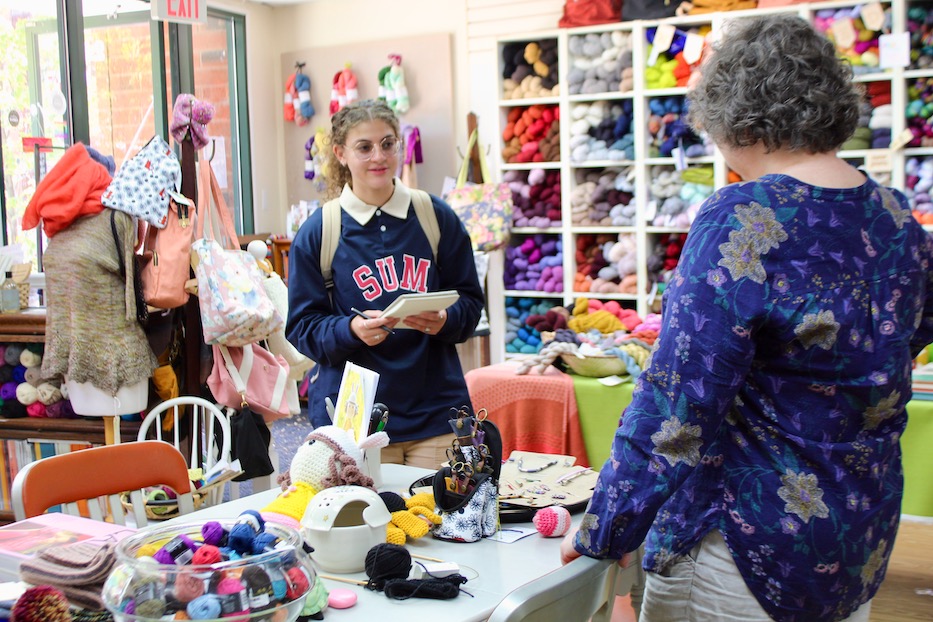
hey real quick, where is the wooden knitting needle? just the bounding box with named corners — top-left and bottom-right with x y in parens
top-left (318, 574), bottom-right (368, 586)
top-left (410, 553), bottom-right (445, 563)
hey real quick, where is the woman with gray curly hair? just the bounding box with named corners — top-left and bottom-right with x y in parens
top-left (561, 14), bottom-right (933, 622)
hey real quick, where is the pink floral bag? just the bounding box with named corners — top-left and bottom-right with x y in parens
top-left (191, 159), bottom-right (282, 346)
top-left (442, 129), bottom-right (513, 252)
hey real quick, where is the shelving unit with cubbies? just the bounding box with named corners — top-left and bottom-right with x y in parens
top-left (490, 1), bottom-right (927, 361)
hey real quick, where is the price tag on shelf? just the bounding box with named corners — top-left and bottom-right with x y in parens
top-left (682, 32), bottom-right (704, 66)
top-left (890, 128), bottom-right (914, 151)
top-left (831, 17), bottom-right (857, 50)
top-left (879, 32), bottom-right (910, 69)
top-left (864, 150), bottom-right (893, 173)
top-left (645, 199), bottom-right (658, 223)
top-left (647, 24), bottom-right (676, 68)
top-left (672, 145), bottom-right (687, 171)
top-left (861, 2), bottom-right (885, 32)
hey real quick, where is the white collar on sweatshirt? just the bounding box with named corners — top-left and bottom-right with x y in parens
top-left (339, 178), bottom-right (412, 225)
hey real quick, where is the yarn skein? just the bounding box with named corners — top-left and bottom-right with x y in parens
top-left (533, 505), bottom-right (572, 538)
top-left (383, 574), bottom-right (467, 600)
top-left (132, 576), bottom-right (166, 618)
top-left (152, 534), bottom-right (197, 565)
top-left (173, 570), bottom-right (205, 603)
top-left (364, 543), bottom-right (412, 591)
top-left (191, 544), bottom-right (222, 566)
top-left (201, 521), bottom-right (227, 546)
top-left (10, 585), bottom-right (72, 622)
top-left (284, 566), bottom-right (310, 600)
top-left (187, 594), bottom-right (222, 620)
top-left (216, 577), bottom-right (250, 617)
top-left (241, 565), bottom-right (275, 611)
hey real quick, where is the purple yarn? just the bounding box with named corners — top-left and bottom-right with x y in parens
top-left (201, 521), bottom-right (226, 546)
top-left (45, 401), bottom-right (65, 418)
top-left (61, 400), bottom-right (77, 418)
top-left (11, 365), bottom-right (26, 383)
top-left (154, 534), bottom-right (198, 565)
top-left (0, 381), bottom-right (17, 401)
top-left (86, 145), bottom-right (116, 177)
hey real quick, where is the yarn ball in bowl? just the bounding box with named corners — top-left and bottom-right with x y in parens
top-left (533, 505), bottom-right (572, 538)
top-left (102, 519), bottom-right (315, 622)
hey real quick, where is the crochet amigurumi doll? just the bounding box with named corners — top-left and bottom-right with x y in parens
top-left (379, 491), bottom-right (442, 545)
top-left (261, 425), bottom-right (389, 529)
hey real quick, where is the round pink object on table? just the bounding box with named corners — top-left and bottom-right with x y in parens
top-left (328, 588), bottom-right (358, 609)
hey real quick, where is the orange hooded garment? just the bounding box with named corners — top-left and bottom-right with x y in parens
top-left (23, 143), bottom-right (109, 238)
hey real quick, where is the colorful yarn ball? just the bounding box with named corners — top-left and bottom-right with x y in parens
top-left (201, 521), bottom-right (227, 546)
top-left (11, 585), bottom-right (71, 622)
top-left (20, 349), bottom-right (41, 368)
top-left (26, 402), bottom-right (46, 418)
top-left (215, 577), bottom-right (249, 616)
top-left (15, 382), bottom-right (38, 405)
top-left (533, 505), bottom-right (572, 538)
top-left (186, 594), bottom-right (222, 620)
top-left (174, 569), bottom-right (205, 603)
top-left (191, 544), bottom-right (222, 566)
top-left (285, 566), bottom-right (310, 600)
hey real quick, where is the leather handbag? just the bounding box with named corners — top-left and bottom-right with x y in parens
top-left (207, 343), bottom-right (292, 422)
top-left (139, 198), bottom-right (195, 310)
top-left (191, 158), bottom-right (283, 346)
top-left (442, 129), bottom-right (514, 252)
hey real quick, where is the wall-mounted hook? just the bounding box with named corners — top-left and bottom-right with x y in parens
top-left (295, 60), bottom-right (306, 72)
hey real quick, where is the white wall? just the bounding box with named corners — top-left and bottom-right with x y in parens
top-left (209, 0), bottom-right (282, 235)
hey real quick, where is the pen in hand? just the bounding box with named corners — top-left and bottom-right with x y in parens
top-left (350, 307), bottom-right (396, 335)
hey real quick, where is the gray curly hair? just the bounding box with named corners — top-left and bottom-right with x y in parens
top-left (687, 13), bottom-right (861, 154)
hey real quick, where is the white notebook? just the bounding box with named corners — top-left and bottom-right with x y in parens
top-left (381, 290), bottom-right (460, 329)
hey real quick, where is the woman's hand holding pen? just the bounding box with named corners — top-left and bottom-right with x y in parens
top-left (350, 308), bottom-right (400, 347)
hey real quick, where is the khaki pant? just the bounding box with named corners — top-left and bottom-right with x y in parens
top-left (381, 433), bottom-right (456, 470)
top-left (640, 530), bottom-right (872, 622)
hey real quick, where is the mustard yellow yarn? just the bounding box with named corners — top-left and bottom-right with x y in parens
top-left (568, 310), bottom-right (624, 334)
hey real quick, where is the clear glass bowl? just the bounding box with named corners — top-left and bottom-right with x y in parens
top-left (103, 520), bottom-right (316, 622)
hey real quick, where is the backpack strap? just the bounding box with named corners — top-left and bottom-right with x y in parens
top-left (321, 198), bottom-right (342, 291)
top-left (320, 190), bottom-right (440, 302)
top-left (411, 189), bottom-right (440, 261)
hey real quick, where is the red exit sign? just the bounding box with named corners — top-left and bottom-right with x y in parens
top-left (151, 0), bottom-right (207, 25)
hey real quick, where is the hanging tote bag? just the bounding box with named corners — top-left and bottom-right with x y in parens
top-left (207, 343), bottom-right (292, 422)
top-left (139, 197), bottom-right (196, 310)
top-left (101, 135), bottom-right (180, 229)
top-left (191, 158), bottom-right (283, 346)
top-left (442, 129), bottom-right (514, 252)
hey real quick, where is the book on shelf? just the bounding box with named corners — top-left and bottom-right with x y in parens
top-left (0, 512), bottom-right (134, 581)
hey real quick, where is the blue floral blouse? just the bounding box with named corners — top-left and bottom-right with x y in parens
top-left (574, 175), bottom-right (933, 622)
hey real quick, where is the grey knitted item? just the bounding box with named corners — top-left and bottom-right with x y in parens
top-left (18, 541), bottom-right (117, 611)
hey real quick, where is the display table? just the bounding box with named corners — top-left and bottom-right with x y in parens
top-left (466, 360), bottom-right (933, 518)
top-left (465, 361), bottom-right (590, 466)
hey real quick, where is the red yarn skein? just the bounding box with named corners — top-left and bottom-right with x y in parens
top-left (192, 544), bottom-right (222, 566)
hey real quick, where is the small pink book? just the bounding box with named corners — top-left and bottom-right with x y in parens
top-left (0, 513), bottom-right (134, 581)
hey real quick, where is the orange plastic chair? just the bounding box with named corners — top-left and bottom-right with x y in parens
top-left (11, 440), bottom-right (195, 526)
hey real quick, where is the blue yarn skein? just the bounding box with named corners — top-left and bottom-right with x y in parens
top-left (187, 594), bottom-right (222, 620)
top-left (229, 510), bottom-right (264, 555)
top-left (293, 72), bottom-right (315, 119)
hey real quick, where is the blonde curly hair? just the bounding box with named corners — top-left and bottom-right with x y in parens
top-left (323, 99), bottom-right (402, 200)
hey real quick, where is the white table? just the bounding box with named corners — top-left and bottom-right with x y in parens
top-left (169, 464), bottom-right (575, 622)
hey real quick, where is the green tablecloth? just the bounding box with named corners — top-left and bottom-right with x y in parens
top-left (902, 399), bottom-right (933, 517)
top-left (571, 376), bottom-right (634, 469)
top-left (571, 375), bottom-right (933, 517)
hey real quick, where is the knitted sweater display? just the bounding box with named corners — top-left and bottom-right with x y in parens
top-left (286, 180), bottom-right (484, 440)
top-left (574, 175), bottom-right (933, 622)
top-left (42, 209), bottom-right (157, 394)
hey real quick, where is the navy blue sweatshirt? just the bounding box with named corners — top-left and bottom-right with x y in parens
top-left (286, 181), bottom-right (484, 441)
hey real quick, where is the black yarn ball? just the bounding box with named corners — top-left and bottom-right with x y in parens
top-left (364, 543), bottom-right (411, 591)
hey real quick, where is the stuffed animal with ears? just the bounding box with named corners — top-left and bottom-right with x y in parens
top-left (261, 425), bottom-right (389, 529)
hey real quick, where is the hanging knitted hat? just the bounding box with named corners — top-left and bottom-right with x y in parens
top-left (169, 94), bottom-right (215, 150)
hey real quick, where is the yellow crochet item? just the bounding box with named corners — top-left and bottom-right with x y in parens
top-left (568, 310), bottom-right (624, 334)
top-left (261, 481), bottom-right (321, 527)
top-left (385, 492), bottom-right (443, 545)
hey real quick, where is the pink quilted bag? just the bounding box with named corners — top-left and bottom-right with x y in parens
top-left (192, 159), bottom-right (282, 346)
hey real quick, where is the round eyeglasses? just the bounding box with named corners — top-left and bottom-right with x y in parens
top-left (349, 136), bottom-right (401, 161)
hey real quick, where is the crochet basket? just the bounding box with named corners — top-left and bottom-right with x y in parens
top-left (559, 353), bottom-right (628, 378)
top-left (120, 489), bottom-right (208, 521)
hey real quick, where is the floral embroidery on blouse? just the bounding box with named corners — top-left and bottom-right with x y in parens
top-left (575, 175), bottom-right (933, 622)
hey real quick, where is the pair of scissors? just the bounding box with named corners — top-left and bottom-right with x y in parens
top-left (450, 461), bottom-right (475, 494)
